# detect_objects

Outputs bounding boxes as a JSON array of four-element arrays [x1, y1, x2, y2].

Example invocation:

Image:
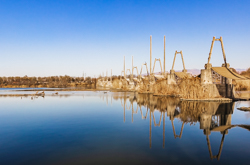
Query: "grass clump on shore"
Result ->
[[153, 77, 218, 99]]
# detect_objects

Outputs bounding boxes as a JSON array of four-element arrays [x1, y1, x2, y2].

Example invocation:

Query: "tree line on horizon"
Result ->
[[0, 67, 249, 88], [0, 75, 95, 88]]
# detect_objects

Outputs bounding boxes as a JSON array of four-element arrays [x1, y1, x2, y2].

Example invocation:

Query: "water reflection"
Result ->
[[107, 92, 250, 160], [0, 91, 249, 164]]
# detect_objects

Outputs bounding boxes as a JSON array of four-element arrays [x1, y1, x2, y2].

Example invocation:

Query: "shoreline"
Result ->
[[0, 87, 249, 102]]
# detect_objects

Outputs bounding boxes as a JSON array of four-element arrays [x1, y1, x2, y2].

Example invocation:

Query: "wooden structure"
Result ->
[[168, 50, 190, 84], [201, 36, 249, 98]]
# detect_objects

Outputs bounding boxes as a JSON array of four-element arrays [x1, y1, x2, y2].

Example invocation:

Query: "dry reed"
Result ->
[[153, 77, 213, 99]]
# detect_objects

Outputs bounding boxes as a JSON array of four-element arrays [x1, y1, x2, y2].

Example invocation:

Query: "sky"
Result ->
[[0, 0, 250, 77]]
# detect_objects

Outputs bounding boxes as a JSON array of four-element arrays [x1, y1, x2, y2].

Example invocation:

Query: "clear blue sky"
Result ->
[[0, 0, 249, 77]]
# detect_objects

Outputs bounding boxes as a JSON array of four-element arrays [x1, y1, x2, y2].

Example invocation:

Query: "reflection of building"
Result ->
[[199, 102, 234, 160], [105, 92, 250, 160], [198, 102, 250, 160]]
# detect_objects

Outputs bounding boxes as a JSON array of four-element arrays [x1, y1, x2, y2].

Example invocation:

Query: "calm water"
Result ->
[[0, 91, 249, 165]]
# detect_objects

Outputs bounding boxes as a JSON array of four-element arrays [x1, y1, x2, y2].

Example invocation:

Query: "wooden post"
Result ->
[[208, 36, 215, 64], [180, 51, 186, 71], [220, 37, 227, 66], [172, 51, 177, 70], [150, 35, 152, 74], [164, 35, 166, 75]]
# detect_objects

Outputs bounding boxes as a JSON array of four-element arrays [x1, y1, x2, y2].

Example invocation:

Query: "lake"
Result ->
[[0, 90, 249, 165]]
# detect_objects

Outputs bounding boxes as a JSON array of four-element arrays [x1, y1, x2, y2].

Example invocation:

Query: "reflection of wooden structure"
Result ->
[[171, 121, 184, 139], [111, 93, 250, 159], [120, 94, 182, 148], [206, 133, 225, 160], [200, 102, 238, 160]]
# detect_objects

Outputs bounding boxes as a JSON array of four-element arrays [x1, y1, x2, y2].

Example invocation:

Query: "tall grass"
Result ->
[[112, 79, 121, 88], [153, 77, 219, 99]]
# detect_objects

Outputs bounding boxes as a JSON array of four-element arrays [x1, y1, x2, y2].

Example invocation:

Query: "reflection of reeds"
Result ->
[[179, 101, 220, 125]]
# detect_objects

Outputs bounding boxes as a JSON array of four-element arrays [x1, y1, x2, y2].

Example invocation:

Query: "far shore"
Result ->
[[0, 87, 249, 102]]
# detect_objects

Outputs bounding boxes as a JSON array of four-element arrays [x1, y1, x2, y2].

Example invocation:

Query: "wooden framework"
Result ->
[[171, 50, 186, 71], [164, 35, 166, 75], [208, 36, 227, 66], [152, 58, 163, 74], [140, 63, 149, 79], [132, 66, 139, 78], [212, 70, 222, 84]]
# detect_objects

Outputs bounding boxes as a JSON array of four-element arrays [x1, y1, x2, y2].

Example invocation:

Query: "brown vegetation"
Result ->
[[240, 68, 250, 78], [153, 77, 215, 99], [112, 78, 121, 89], [0, 75, 96, 88], [233, 67, 250, 91]]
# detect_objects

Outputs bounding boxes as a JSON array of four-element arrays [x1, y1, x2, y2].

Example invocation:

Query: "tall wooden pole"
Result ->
[[220, 36, 227, 66], [164, 36, 166, 75], [150, 35, 152, 74], [208, 36, 215, 64]]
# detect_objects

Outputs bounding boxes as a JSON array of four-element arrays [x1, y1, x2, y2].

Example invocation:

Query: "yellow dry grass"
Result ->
[[153, 77, 213, 99], [137, 79, 149, 92], [112, 79, 121, 88]]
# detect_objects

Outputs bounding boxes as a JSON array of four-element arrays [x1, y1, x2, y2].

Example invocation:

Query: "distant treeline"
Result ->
[[0, 75, 96, 88], [0, 67, 249, 88]]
